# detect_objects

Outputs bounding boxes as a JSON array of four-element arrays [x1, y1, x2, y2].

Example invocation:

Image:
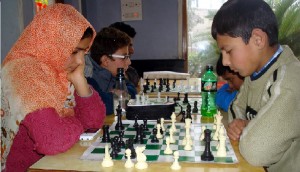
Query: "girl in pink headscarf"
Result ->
[[1, 4, 106, 171]]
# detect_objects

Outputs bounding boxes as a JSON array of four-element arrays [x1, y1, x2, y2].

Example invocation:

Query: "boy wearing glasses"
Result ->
[[86, 27, 135, 115]]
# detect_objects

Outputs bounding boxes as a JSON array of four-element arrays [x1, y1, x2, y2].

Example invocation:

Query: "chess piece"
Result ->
[[201, 129, 214, 161], [102, 144, 114, 167], [151, 128, 159, 143], [136, 94, 141, 104], [184, 134, 192, 151], [143, 119, 149, 131], [180, 111, 186, 123], [171, 112, 177, 132], [164, 137, 173, 154], [135, 146, 148, 169], [172, 80, 177, 89], [183, 93, 189, 104], [134, 124, 144, 144], [118, 131, 126, 148], [171, 151, 181, 170], [115, 105, 124, 130], [124, 149, 134, 168], [175, 92, 180, 101], [169, 128, 175, 143], [102, 125, 111, 143], [200, 125, 206, 141], [160, 118, 165, 132], [192, 101, 198, 113], [185, 103, 192, 120], [156, 124, 163, 139], [133, 115, 139, 128], [216, 135, 227, 157], [126, 138, 136, 159]]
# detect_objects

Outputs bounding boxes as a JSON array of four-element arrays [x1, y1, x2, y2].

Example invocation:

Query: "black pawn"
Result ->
[[192, 101, 198, 113], [183, 93, 189, 104], [133, 115, 139, 128], [175, 92, 180, 101], [115, 105, 124, 130], [151, 128, 159, 143], [201, 129, 214, 161], [127, 138, 136, 159], [134, 124, 144, 144], [173, 80, 177, 89], [102, 125, 111, 143], [151, 85, 154, 92], [186, 103, 192, 120], [143, 119, 149, 131]]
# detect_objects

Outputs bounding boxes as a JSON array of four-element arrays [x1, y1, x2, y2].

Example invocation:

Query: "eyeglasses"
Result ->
[[108, 54, 130, 60]]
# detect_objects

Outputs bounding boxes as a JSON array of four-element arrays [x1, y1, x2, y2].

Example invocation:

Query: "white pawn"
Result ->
[[157, 92, 161, 102], [135, 94, 140, 105], [217, 135, 227, 157], [160, 118, 165, 131], [200, 125, 206, 141], [171, 112, 177, 132], [164, 136, 173, 154], [156, 124, 163, 139], [124, 149, 134, 168], [101, 144, 114, 167], [171, 151, 181, 170], [135, 146, 148, 169], [169, 128, 175, 144]]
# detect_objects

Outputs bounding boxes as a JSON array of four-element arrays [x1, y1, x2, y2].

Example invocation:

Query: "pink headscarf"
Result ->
[[1, 4, 95, 167]]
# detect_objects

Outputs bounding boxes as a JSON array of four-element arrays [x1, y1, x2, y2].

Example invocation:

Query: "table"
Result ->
[[29, 113, 264, 172]]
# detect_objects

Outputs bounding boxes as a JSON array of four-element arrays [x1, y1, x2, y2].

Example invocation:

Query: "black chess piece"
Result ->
[[183, 93, 189, 104], [151, 128, 159, 143], [143, 119, 149, 131], [186, 103, 192, 120], [201, 129, 214, 161], [154, 81, 157, 89], [175, 92, 180, 101], [134, 124, 144, 144], [110, 142, 119, 159], [166, 83, 170, 92], [180, 111, 186, 122], [102, 125, 111, 143], [126, 138, 136, 159], [113, 136, 121, 153], [192, 101, 198, 113], [151, 85, 154, 92], [139, 124, 146, 139], [157, 118, 164, 134], [133, 115, 139, 128], [173, 80, 177, 89], [115, 105, 124, 130], [118, 131, 126, 148], [143, 85, 148, 93]]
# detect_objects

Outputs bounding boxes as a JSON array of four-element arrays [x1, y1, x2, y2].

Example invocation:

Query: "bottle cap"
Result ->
[[206, 64, 213, 71]]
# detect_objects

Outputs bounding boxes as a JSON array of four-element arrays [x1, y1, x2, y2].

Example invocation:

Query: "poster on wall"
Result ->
[[121, 0, 143, 21]]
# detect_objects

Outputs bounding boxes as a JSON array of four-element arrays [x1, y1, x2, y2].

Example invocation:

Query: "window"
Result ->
[[186, 0, 300, 77]]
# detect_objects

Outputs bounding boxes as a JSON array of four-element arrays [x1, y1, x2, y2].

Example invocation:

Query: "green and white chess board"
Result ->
[[80, 120, 238, 164]]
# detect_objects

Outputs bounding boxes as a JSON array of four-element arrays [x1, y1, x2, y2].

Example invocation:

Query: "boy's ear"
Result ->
[[101, 55, 110, 67], [251, 28, 267, 49]]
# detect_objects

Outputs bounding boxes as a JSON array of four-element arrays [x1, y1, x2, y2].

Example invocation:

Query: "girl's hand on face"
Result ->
[[65, 50, 86, 84]]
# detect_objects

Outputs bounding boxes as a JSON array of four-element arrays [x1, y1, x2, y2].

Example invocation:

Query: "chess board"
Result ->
[[80, 120, 238, 164]]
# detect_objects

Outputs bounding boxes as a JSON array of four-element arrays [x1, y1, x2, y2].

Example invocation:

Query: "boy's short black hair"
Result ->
[[109, 22, 136, 38], [211, 0, 278, 46], [90, 27, 130, 65]]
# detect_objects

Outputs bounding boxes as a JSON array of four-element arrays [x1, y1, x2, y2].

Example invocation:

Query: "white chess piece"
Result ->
[[200, 125, 206, 141], [171, 112, 177, 132], [135, 94, 140, 105], [156, 124, 163, 139], [164, 137, 173, 154], [124, 149, 134, 168], [169, 128, 175, 143], [171, 151, 181, 170], [101, 144, 114, 167], [184, 134, 192, 151], [157, 92, 161, 102], [216, 135, 227, 157], [135, 146, 148, 169], [213, 124, 221, 141], [160, 118, 165, 131]]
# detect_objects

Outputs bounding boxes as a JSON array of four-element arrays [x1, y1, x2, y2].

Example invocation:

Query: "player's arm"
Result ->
[[239, 86, 299, 167], [227, 119, 249, 141], [73, 86, 106, 130], [22, 107, 83, 155]]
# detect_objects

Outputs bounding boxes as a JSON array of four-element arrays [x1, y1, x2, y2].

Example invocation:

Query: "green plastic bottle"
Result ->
[[201, 64, 217, 123]]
